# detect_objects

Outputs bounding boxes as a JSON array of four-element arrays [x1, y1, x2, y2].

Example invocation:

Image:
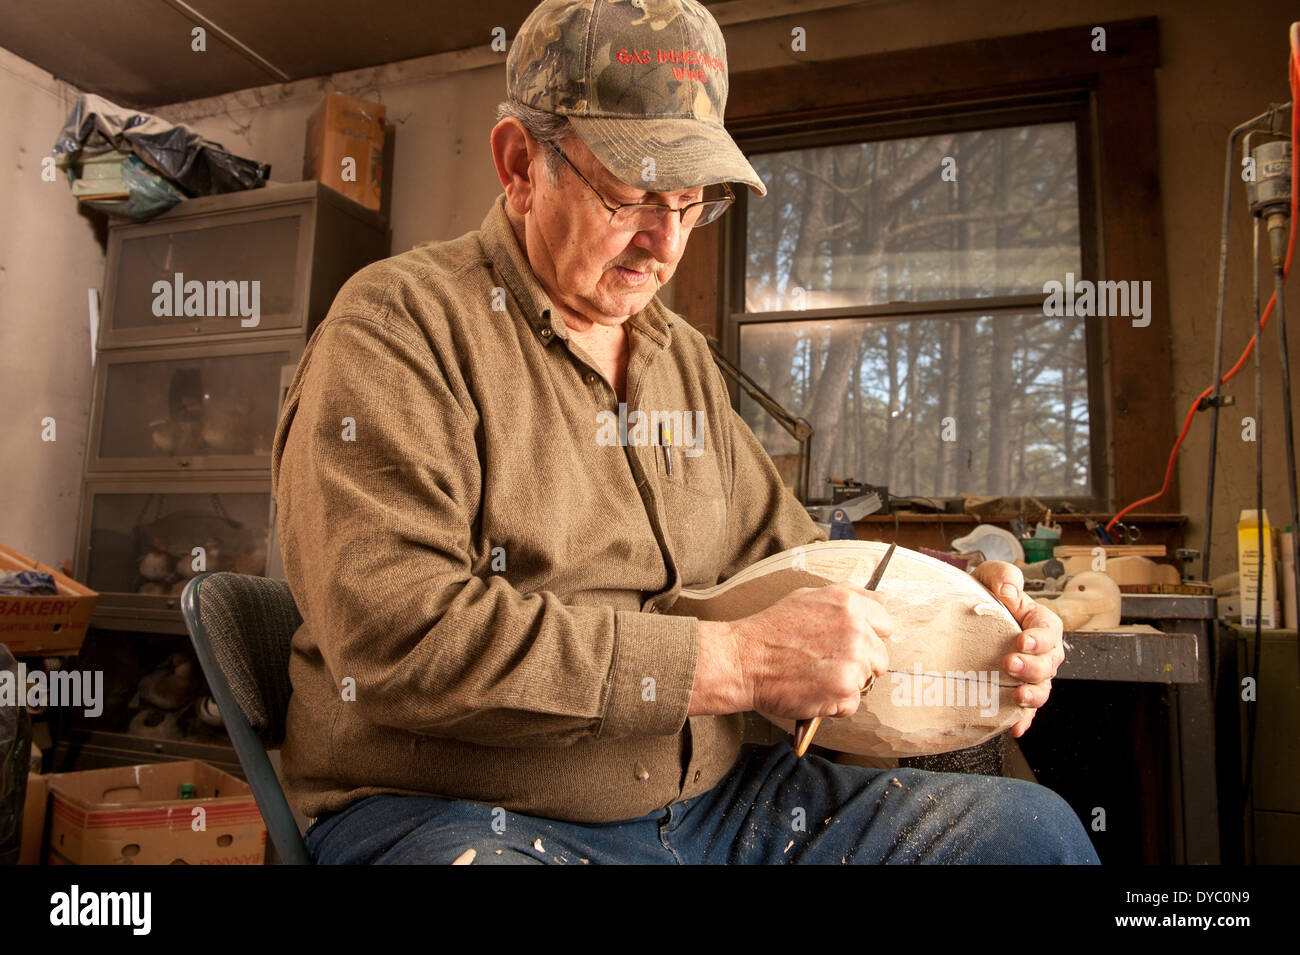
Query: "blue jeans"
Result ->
[[305, 742, 1099, 864]]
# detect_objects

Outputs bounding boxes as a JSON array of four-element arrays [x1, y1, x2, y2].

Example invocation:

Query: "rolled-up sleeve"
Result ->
[[272, 311, 698, 747]]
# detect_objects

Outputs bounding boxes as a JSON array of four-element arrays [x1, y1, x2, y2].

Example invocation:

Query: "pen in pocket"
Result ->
[[660, 420, 674, 477]]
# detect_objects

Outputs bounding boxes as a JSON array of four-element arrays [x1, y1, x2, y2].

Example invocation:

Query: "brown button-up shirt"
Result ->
[[271, 193, 824, 824]]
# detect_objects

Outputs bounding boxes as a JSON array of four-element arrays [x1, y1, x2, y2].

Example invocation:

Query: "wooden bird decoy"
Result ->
[[138, 651, 200, 711], [1033, 571, 1121, 631], [668, 541, 1027, 758]]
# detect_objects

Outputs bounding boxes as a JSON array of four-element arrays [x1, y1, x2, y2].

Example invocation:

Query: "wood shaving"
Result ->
[[784, 840, 794, 854], [533, 838, 545, 853], [451, 848, 476, 865]]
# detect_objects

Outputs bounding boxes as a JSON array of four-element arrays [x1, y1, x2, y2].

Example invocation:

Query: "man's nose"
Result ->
[[635, 209, 686, 261]]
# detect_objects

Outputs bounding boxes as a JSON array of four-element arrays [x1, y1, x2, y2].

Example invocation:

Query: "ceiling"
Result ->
[[0, 0, 733, 109]]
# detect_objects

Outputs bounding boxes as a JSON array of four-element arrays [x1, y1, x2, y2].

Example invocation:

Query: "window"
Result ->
[[728, 107, 1101, 504], [672, 20, 1171, 515]]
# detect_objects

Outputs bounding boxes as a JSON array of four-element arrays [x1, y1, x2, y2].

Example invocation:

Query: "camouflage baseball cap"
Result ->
[[507, 0, 766, 196]]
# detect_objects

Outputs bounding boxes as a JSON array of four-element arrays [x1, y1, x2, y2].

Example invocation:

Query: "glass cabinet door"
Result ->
[[103, 208, 309, 345], [91, 340, 298, 469], [82, 487, 271, 595]]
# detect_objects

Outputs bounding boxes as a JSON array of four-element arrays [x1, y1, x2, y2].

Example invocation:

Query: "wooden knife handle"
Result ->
[[792, 717, 822, 757]]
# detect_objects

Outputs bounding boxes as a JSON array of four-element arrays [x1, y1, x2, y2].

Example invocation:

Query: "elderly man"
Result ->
[[271, 0, 1098, 864]]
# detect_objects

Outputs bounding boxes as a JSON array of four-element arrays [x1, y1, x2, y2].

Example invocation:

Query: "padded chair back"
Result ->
[[180, 572, 311, 864]]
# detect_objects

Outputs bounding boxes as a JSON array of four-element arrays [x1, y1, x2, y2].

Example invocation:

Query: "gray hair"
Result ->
[[495, 100, 575, 184]]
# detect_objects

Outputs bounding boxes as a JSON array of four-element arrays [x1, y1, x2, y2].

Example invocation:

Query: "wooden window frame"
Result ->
[[672, 17, 1175, 514]]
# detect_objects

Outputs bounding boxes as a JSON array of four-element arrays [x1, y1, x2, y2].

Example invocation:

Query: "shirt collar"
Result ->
[[478, 193, 676, 348]]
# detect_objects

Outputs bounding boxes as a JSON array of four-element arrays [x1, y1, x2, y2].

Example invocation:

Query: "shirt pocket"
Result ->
[[652, 424, 728, 586]]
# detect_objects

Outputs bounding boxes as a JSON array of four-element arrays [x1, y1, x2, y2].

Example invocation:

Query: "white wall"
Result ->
[[0, 47, 104, 570]]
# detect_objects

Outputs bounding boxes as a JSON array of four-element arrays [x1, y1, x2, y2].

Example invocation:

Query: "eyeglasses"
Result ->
[[547, 143, 734, 232]]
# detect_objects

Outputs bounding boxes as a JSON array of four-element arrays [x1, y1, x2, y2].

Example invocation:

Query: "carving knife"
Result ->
[[792, 541, 896, 757]]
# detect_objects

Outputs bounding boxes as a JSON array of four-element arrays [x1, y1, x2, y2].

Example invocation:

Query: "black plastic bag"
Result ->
[[53, 92, 270, 201]]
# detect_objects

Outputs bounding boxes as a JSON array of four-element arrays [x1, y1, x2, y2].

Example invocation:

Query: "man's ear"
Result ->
[[491, 118, 536, 216]]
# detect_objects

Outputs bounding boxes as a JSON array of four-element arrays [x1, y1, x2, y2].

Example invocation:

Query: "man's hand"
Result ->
[[972, 560, 1064, 738], [692, 585, 894, 719]]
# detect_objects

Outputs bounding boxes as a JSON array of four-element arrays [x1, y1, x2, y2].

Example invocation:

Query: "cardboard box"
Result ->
[[303, 92, 386, 212], [19, 773, 47, 865], [0, 544, 97, 656], [46, 760, 266, 865]]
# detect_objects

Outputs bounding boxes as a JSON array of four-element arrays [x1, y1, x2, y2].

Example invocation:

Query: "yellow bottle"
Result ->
[[1238, 509, 1276, 628]]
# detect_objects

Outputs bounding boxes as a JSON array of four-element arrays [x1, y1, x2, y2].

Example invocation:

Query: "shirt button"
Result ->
[[693, 770, 701, 783], [540, 327, 552, 339], [584, 372, 597, 384]]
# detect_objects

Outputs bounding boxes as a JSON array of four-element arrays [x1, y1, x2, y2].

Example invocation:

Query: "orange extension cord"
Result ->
[[1106, 23, 1300, 533]]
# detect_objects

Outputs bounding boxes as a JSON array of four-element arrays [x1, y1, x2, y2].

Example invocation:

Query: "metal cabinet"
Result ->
[[77, 182, 389, 633]]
